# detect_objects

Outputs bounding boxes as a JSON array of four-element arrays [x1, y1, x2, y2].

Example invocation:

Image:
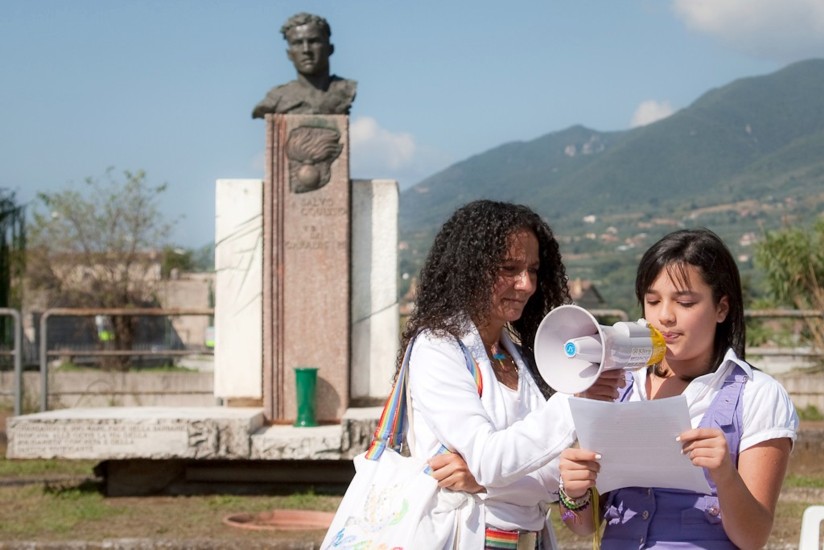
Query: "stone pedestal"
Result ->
[[213, 178, 398, 410], [5, 405, 380, 496], [6, 406, 382, 463], [264, 114, 350, 423], [5, 407, 264, 460]]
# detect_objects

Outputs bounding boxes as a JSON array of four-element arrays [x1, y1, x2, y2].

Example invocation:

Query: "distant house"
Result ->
[[568, 278, 605, 310]]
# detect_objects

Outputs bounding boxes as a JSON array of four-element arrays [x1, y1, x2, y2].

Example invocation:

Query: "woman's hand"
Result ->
[[678, 427, 736, 484], [576, 369, 625, 401], [558, 447, 601, 498], [428, 452, 485, 493]]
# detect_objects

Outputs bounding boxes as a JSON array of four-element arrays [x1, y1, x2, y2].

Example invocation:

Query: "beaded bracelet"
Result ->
[[559, 485, 592, 510], [558, 479, 592, 522]]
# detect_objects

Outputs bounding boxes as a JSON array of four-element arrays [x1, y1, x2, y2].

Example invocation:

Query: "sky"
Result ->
[[2, 0, 823, 248]]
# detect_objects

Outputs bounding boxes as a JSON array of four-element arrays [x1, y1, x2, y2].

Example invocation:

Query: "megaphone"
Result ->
[[534, 305, 666, 394]]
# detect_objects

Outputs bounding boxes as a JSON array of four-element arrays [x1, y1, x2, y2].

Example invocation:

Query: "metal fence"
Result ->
[[0, 308, 23, 415], [4, 306, 822, 416], [35, 307, 214, 412], [745, 309, 824, 358]]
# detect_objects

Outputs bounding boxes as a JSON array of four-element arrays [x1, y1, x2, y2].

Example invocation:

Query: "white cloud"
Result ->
[[630, 100, 676, 128], [351, 116, 416, 171], [673, 0, 824, 61], [350, 116, 453, 188]]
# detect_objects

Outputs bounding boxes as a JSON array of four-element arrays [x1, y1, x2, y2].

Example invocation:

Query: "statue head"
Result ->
[[251, 12, 356, 117], [281, 12, 334, 79]]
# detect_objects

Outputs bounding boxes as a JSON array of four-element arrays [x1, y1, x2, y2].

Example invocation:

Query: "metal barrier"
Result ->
[[746, 309, 824, 359], [18, 306, 824, 413], [0, 308, 23, 416], [39, 307, 214, 412]]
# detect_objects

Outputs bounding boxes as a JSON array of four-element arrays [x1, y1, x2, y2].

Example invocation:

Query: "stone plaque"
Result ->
[[5, 407, 264, 460], [263, 114, 350, 423], [9, 421, 188, 459]]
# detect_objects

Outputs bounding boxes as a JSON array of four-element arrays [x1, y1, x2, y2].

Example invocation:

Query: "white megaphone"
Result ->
[[534, 305, 667, 394]]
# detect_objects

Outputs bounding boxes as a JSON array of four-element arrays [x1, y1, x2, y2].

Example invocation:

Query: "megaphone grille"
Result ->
[[534, 305, 604, 394]]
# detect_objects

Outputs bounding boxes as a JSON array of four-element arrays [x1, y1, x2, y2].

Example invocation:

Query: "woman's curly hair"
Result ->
[[398, 200, 570, 394]]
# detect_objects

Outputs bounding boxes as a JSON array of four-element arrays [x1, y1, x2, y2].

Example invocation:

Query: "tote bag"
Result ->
[[321, 446, 438, 548], [321, 338, 481, 550]]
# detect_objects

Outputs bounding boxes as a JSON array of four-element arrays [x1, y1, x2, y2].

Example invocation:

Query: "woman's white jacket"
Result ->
[[406, 320, 576, 546]]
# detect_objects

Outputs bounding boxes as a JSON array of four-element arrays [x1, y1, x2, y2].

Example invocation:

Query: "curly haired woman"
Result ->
[[402, 200, 622, 549]]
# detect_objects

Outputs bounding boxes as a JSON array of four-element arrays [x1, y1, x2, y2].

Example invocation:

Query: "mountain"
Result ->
[[398, 59, 824, 312]]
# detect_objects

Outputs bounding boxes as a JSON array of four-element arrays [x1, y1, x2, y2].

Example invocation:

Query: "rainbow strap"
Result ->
[[484, 527, 520, 549], [462, 341, 484, 397], [364, 337, 482, 462]]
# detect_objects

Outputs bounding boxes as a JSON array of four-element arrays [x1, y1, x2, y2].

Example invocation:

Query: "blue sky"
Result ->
[[2, 0, 823, 248]]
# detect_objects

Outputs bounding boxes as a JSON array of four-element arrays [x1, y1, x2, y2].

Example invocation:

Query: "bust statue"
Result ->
[[252, 13, 357, 118]]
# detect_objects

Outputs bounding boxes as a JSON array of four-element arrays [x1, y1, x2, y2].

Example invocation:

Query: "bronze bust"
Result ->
[[252, 13, 357, 118]]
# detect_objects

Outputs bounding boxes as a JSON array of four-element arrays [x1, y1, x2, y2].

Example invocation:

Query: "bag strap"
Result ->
[[458, 340, 483, 398], [365, 336, 482, 462]]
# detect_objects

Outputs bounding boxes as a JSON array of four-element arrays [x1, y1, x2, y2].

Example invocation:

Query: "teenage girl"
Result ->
[[557, 228, 798, 549]]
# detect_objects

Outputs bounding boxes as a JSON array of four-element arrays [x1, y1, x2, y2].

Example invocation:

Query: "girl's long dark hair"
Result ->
[[398, 200, 570, 395]]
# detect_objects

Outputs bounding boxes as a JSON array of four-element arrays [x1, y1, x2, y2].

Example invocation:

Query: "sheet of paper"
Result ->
[[568, 395, 712, 495]]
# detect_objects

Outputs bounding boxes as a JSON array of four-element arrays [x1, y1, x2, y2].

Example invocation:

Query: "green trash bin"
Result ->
[[294, 367, 319, 427]]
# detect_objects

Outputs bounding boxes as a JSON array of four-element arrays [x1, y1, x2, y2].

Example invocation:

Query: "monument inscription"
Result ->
[[11, 422, 187, 459]]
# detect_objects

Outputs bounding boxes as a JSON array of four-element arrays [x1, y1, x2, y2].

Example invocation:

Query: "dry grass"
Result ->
[[0, 481, 338, 548]]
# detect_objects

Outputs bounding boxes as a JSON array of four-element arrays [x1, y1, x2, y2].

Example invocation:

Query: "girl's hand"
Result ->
[[428, 452, 485, 493], [678, 427, 736, 484], [559, 447, 601, 498], [577, 369, 625, 401]]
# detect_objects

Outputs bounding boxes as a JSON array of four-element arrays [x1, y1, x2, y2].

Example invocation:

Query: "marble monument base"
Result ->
[[5, 405, 381, 495]]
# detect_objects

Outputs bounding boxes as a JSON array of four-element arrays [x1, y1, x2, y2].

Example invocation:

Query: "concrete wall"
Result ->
[[0, 371, 216, 412], [350, 179, 398, 404], [214, 179, 263, 401], [155, 273, 214, 348], [774, 371, 824, 413]]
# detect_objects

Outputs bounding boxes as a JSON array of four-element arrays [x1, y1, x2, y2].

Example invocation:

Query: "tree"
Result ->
[[27, 169, 175, 369], [0, 190, 26, 358], [160, 246, 194, 279], [754, 218, 824, 352]]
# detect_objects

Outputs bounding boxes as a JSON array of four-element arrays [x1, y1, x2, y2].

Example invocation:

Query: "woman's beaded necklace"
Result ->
[[489, 343, 513, 371], [488, 343, 518, 388]]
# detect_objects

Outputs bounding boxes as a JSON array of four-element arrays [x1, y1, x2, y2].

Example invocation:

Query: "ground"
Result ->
[[1, 409, 822, 549]]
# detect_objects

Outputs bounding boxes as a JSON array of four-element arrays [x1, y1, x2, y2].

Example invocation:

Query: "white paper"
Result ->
[[568, 395, 712, 495]]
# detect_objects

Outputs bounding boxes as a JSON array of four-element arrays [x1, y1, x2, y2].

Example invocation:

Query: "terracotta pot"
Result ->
[[222, 508, 335, 531]]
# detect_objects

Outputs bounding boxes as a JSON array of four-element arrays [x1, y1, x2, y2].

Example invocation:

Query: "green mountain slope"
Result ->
[[398, 59, 824, 311]]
